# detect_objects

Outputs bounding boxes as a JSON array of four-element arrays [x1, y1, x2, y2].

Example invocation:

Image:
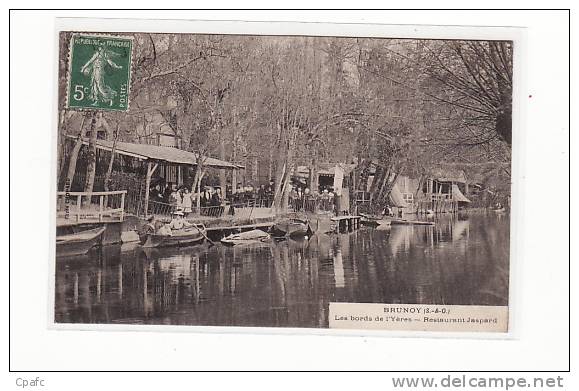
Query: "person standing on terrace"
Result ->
[[182, 187, 193, 216]]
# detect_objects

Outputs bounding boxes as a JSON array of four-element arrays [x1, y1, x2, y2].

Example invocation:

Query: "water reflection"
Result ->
[[55, 214, 509, 328]]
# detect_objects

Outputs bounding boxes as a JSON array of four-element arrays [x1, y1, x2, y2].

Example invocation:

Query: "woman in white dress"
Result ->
[[182, 187, 193, 216]]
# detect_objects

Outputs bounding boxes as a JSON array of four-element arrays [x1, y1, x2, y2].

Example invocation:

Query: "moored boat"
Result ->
[[360, 213, 392, 227], [56, 226, 106, 257], [271, 219, 314, 238], [140, 224, 206, 248], [390, 219, 435, 226], [221, 229, 270, 246], [376, 219, 392, 227], [360, 213, 381, 227]]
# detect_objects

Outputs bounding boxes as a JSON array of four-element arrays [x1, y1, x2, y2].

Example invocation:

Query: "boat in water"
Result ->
[[390, 219, 435, 226], [360, 213, 392, 227], [271, 218, 314, 238], [56, 226, 106, 257], [221, 229, 271, 246], [140, 224, 206, 248]]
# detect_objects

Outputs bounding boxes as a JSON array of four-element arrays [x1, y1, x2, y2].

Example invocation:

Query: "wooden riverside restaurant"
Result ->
[[57, 136, 244, 247], [56, 133, 477, 255]]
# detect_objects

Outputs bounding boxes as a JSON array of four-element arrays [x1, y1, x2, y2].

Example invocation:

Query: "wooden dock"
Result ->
[[56, 190, 127, 227], [330, 215, 362, 233], [56, 190, 127, 245]]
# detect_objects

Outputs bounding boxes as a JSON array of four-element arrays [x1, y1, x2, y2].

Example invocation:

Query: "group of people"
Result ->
[[198, 187, 224, 207], [226, 181, 337, 213], [148, 183, 225, 216], [199, 187, 224, 216], [148, 183, 179, 205], [230, 180, 275, 207], [289, 186, 340, 214], [148, 179, 353, 217]]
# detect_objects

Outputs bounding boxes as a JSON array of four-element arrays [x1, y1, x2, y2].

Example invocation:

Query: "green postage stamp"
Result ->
[[67, 34, 133, 111]]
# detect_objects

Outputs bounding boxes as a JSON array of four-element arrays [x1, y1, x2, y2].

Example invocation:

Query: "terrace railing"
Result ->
[[148, 199, 270, 220]]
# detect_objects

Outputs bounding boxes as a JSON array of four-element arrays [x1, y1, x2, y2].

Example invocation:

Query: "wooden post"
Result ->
[[352, 172, 357, 216], [143, 162, 158, 217], [120, 192, 125, 221], [232, 165, 237, 195], [195, 169, 206, 213], [99, 195, 104, 222], [144, 163, 152, 217], [118, 263, 123, 298], [76, 194, 82, 222]]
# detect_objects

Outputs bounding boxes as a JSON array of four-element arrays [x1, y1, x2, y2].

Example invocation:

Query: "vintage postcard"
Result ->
[[53, 20, 515, 335]]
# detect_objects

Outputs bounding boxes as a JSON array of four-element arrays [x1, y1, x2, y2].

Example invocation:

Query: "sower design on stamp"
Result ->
[[67, 34, 133, 112]]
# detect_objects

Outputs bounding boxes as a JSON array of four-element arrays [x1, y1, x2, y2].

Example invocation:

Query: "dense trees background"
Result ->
[[58, 33, 513, 211]]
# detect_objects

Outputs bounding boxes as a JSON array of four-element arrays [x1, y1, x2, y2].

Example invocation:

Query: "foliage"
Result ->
[[58, 33, 513, 203]]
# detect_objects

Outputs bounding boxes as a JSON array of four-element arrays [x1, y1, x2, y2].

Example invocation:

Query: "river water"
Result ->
[[54, 213, 510, 328]]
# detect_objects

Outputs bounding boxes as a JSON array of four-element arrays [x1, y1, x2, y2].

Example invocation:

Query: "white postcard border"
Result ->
[[46, 16, 527, 340]]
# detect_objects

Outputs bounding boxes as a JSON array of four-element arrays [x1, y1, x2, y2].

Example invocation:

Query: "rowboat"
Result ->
[[121, 230, 140, 243], [56, 226, 106, 257], [360, 214, 392, 227], [140, 224, 206, 248], [360, 214, 381, 227], [271, 219, 314, 238], [221, 229, 270, 246], [390, 219, 435, 226], [376, 219, 392, 227]]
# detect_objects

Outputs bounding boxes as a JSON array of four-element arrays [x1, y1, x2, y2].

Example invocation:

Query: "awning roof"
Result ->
[[452, 184, 471, 203], [67, 136, 244, 170], [389, 183, 408, 208], [430, 168, 467, 183], [295, 163, 356, 177]]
